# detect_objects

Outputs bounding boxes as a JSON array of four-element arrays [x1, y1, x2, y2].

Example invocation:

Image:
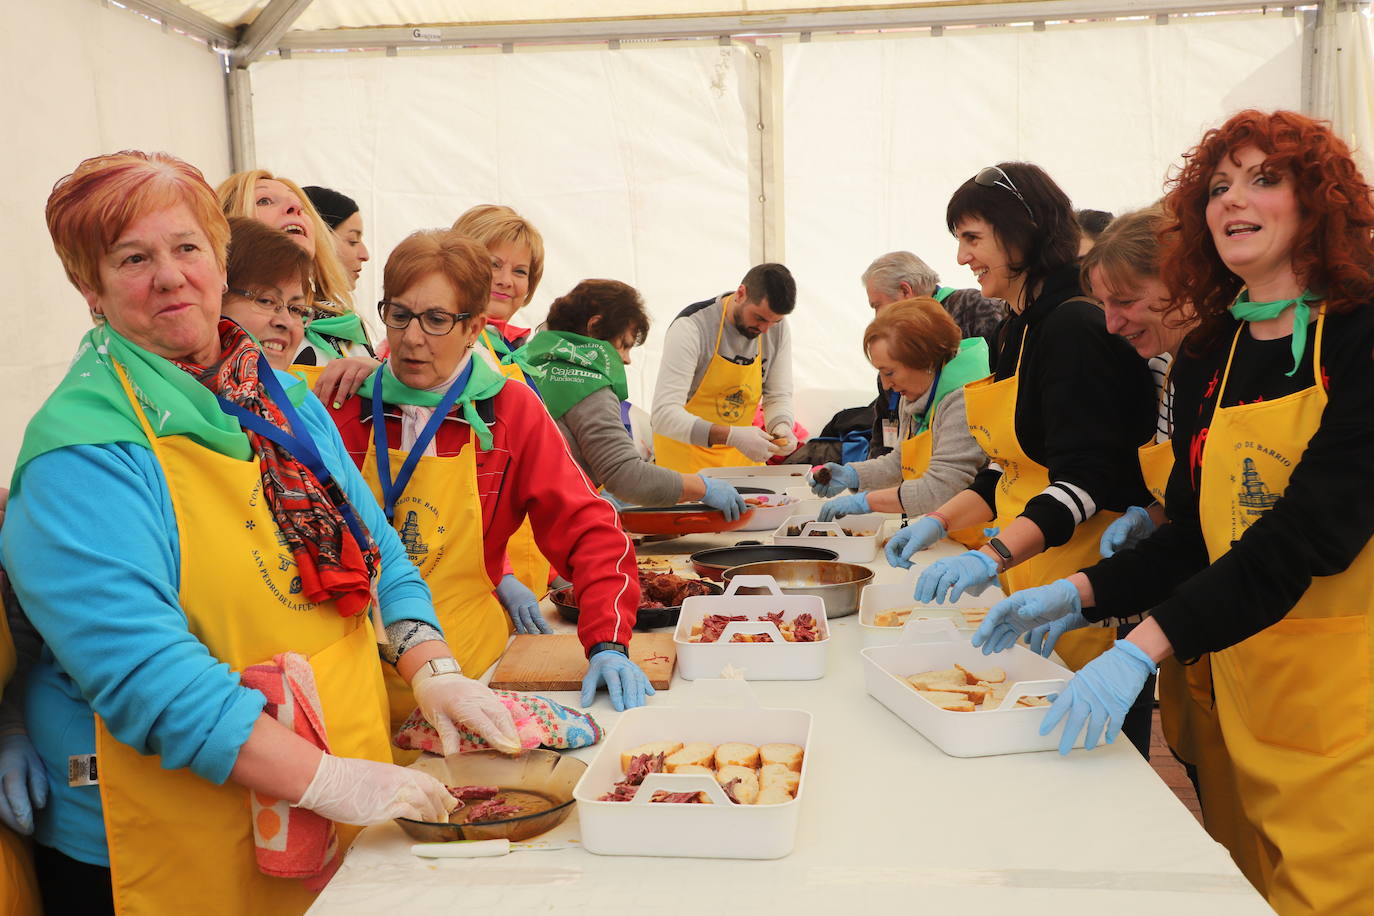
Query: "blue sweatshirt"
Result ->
[[0, 378, 438, 866]]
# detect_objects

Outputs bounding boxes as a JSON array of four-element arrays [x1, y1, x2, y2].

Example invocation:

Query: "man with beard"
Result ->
[[652, 263, 797, 473]]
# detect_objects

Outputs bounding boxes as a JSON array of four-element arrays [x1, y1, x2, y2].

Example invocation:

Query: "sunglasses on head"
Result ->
[[974, 165, 1037, 225]]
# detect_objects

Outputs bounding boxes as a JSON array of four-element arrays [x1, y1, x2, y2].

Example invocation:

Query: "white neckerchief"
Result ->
[[394, 351, 473, 457]]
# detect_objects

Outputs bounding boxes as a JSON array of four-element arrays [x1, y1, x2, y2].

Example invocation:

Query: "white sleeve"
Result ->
[[651, 318, 712, 447], [761, 320, 794, 433]]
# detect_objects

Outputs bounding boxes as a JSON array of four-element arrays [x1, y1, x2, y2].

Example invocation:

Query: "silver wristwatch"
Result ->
[[412, 656, 463, 687]]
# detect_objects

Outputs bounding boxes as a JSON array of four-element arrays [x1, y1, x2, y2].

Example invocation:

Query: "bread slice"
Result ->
[[620, 741, 683, 773], [671, 764, 715, 777], [758, 743, 804, 772], [715, 765, 759, 804], [1016, 695, 1051, 708], [969, 666, 1006, 684], [905, 668, 968, 691], [916, 690, 976, 712], [755, 785, 794, 806], [759, 763, 800, 794], [665, 742, 716, 772], [714, 742, 760, 769], [944, 681, 993, 704]]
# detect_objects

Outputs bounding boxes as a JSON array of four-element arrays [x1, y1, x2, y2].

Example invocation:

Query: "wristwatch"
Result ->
[[588, 641, 629, 658], [986, 537, 1014, 572], [411, 656, 462, 687]]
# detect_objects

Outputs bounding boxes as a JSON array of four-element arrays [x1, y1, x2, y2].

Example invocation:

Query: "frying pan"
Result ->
[[551, 581, 724, 630], [616, 493, 763, 536], [688, 543, 840, 581]]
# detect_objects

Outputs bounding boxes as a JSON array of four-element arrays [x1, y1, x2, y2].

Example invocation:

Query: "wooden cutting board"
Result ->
[[487, 633, 676, 691]]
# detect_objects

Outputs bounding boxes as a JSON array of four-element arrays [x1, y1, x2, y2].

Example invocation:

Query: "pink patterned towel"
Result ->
[[393, 690, 604, 754]]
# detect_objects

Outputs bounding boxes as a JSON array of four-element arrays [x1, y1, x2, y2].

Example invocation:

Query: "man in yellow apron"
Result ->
[[651, 264, 798, 474]]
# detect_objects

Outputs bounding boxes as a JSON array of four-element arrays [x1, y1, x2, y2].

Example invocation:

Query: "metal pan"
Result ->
[[688, 544, 840, 581], [722, 559, 873, 619], [551, 581, 724, 630]]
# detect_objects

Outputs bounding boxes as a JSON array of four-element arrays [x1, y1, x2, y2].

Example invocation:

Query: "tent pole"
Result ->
[[745, 39, 786, 265], [226, 68, 257, 172]]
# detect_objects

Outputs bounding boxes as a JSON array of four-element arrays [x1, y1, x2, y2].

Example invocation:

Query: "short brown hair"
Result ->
[[225, 217, 314, 304], [863, 298, 961, 370], [452, 204, 546, 305], [46, 150, 229, 295], [383, 229, 492, 316], [1080, 203, 1171, 295], [546, 279, 650, 346]]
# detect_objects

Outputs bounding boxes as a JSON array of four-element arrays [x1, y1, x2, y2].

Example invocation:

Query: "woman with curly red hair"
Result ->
[[974, 110, 1374, 914]]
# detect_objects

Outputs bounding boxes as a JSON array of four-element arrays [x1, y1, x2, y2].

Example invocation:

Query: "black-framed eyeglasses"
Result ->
[[229, 287, 316, 325], [377, 300, 471, 336], [974, 165, 1037, 225]]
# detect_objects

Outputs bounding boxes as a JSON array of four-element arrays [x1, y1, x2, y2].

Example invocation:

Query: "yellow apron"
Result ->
[[962, 327, 1118, 671], [899, 425, 985, 550], [362, 432, 509, 732], [1199, 312, 1373, 915], [654, 296, 765, 473], [0, 602, 40, 916], [96, 366, 392, 916], [480, 334, 553, 597]]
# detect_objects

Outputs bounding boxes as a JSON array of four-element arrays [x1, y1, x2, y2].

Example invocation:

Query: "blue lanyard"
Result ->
[[216, 363, 376, 576], [912, 365, 944, 435], [886, 390, 899, 412], [371, 363, 471, 521]]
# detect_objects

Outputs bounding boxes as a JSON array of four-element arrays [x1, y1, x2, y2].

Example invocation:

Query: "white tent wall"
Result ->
[[0, 0, 230, 480]]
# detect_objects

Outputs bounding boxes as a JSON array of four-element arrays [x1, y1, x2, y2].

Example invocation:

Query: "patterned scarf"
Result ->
[[175, 320, 379, 617]]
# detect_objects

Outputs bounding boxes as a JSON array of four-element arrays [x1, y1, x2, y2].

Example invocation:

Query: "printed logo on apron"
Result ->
[[247, 479, 312, 608], [1227, 440, 1292, 541], [392, 494, 449, 573], [715, 384, 754, 422]]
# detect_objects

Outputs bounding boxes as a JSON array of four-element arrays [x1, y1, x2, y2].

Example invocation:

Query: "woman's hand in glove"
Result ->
[[807, 463, 858, 497], [1099, 505, 1156, 558], [580, 649, 654, 712], [1040, 640, 1157, 755], [414, 672, 521, 755], [495, 574, 552, 635], [973, 579, 1081, 655], [818, 491, 870, 522], [699, 476, 746, 521], [914, 550, 999, 604], [884, 516, 946, 569], [294, 753, 457, 825]]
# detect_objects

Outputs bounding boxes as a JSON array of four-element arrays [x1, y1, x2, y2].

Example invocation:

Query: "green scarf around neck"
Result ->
[[358, 356, 507, 450], [303, 311, 369, 359], [1228, 289, 1319, 377], [12, 323, 308, 492], [912, 337, 990, 435], [515, 330, 628, 420]]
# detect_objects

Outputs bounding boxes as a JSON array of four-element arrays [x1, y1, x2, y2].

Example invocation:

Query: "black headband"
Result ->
[[302, 185, 358, 230]]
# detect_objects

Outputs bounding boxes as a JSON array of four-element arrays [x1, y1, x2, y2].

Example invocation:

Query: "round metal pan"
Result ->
[[551, 581, 724, 630], [688, 544, 839, 581], [722, 559, 873, 618]]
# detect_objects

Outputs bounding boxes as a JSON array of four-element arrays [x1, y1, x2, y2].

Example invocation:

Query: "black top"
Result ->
[[968, 264, 1154, 546], [1083, 306, 1374, 661]]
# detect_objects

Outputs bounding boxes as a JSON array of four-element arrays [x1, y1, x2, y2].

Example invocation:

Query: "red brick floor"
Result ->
[[1148, 708, 1202, 823]]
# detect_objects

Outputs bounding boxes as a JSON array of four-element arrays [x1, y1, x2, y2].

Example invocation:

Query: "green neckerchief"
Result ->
[[358, 356, 506, 450], [481, 326, 534, 375], [1228, 289, 1319, 377], [304, 311, 369, 359], [12, 323, 308, 492], [912, 337, 990, 435], [933, 286, 955, 304], [515, 330, 627, 420]]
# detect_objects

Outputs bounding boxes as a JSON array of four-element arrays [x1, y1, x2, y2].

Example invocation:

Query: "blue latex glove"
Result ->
[[1040, 640, 1156, 754], [807, 463, 858, 498], [1026, 609, 1092, 658], [884, 516, 946, 569], [1100, 505, 1156, 558], [600, 491, 628, 510], [698, 475, 746, 522], [818, 491, 870, 522], [914, 550, 999, 604], [0, 732, 48, 835], [973, 579, 1082, 655], [580, 649, 655, 711], [495, 574, 552, 635]]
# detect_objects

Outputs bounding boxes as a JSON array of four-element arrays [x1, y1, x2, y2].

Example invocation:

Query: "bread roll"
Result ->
[[671, 764, 715, 777], [715, 765, 759, 804], [760, 763, 800, 794], [755, 785, 794, 806], [713, 742, 760, 769], [620, 741, 683, 773], [665, 742, 716, 772], [758, 743, 804, 772]]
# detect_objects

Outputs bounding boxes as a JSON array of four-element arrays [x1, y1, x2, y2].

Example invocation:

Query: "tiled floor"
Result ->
[[1147, 708, 1203, 823]]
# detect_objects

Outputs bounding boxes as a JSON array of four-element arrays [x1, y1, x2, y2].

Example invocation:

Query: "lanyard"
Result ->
[[912, 365, 944, 435], [371, 363, 471, 521], [216, 363, 376, 576]]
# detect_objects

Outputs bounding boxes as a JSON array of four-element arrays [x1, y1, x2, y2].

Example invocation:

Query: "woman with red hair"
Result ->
[[976, 110, 1374, 914]]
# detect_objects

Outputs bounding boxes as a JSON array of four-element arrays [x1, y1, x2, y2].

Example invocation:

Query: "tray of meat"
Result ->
[[552, 570, 722, 630], [771, 514, 884, 563], [674, 575, 828, 680], [857, 576, 1005, 648], [572, 703, 813, 859]]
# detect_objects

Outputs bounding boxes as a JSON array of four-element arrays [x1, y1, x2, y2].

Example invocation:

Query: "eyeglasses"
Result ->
[[974, 165, 1037, 225], [229, 288, 315, 324], [377, 300, 471, 336]]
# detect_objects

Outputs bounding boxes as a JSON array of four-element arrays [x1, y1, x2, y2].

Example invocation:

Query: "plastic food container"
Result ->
[[699, 465, 812, 496], [572, 699, 813, 859], [771, 514, 883, 563], [858, 578, 1006, 648], [736, 491, 802, 532], [674, 575, 828, 680]]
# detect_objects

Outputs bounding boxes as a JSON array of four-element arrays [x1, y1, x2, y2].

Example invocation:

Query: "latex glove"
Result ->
[[310, 356, 382, 410], [914, 550, 999, 604], [1040, 640, 1156, 755], [973, 579, 1082, 655], [580, 649, 656, 712], [726, 426, 780, 462], [295, 752, 457, 825], [1027, 609, 1092, 658], [819, 491, 870, 522], [699, 476, 746, 521], [0, 732, 48, 835], [884, 516, 946, 569], [495, 574, 552, 635], [599, 491, 628, 510], [1100, 505, 1156, 558], [768, 423, 798, 456], [807, 463, 858, 497], [414, 672, 522, 755]]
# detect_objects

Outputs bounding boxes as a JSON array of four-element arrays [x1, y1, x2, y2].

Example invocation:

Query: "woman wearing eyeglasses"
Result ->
[[886, 164, 1155, 689], [220, 218, 317, 372], [320, 230, 651, 719]]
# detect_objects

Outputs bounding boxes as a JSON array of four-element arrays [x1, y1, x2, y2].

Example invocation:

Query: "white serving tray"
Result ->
[[858, 575, 1006, 648], [735, 492, 801, 532], [860, 618, 1082, 757], [700, 465, 810, 483], [771, 514, 883, 563], [674, 575, 828, 680], [572, 700, 813, 859]]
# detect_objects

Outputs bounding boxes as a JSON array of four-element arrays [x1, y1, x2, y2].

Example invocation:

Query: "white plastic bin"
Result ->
[[858, 575, 1006, 648], [675, 575, 828, 680], [771, 514, 883, 563]]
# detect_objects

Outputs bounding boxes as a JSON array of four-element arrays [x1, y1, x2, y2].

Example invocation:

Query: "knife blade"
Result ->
[[411, 839, 572, 858]]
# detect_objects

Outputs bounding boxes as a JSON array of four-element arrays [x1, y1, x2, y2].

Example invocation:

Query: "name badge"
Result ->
[[882, 420, 899, 448]]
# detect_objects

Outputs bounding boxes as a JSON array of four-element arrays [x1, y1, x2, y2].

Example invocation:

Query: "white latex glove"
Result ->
[[294, 753, 457, 825], [726, 425, 780, 462], [768, 422, 798, 455], [414, 672, 521, 755]]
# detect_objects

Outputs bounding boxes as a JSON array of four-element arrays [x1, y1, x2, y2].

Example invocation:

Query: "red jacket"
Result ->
[[327, 378, 639, 653]]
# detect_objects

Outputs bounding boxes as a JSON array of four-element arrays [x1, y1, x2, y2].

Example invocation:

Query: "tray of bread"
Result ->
[[674, 575, 828, 681], [857, 578, 1005, 648], [572, 703, 812, 859], [860, 618, 1083, 757], [771, 515, 883, 563]]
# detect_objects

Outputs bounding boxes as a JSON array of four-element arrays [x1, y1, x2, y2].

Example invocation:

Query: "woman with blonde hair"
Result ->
[[452, 204, 545, 365]]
